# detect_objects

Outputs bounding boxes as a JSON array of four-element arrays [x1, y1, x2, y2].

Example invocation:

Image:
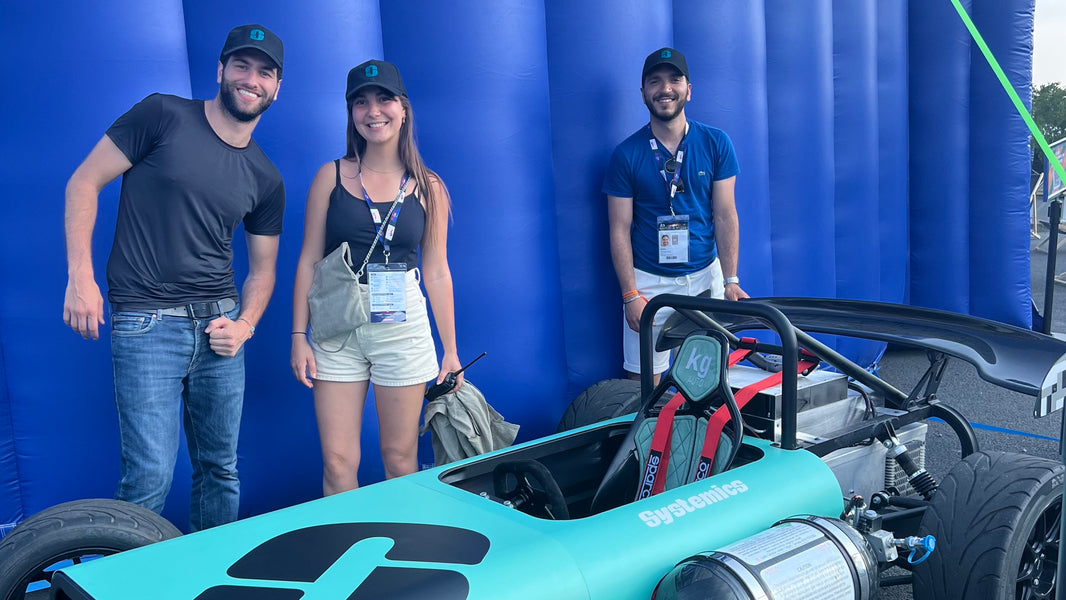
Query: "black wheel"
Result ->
[[912, 451, 1062, 600], [556, 378, 641, 432], [0, 499, 181, 600]]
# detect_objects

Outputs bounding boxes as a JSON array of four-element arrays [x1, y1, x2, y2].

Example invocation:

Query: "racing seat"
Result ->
[[589, 331, 743, 514]]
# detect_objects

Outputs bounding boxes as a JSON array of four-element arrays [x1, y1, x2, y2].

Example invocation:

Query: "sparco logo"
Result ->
[[639, 453, 661, 498], [693, 458, 710, 481]]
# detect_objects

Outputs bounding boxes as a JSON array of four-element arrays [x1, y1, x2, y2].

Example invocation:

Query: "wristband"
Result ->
[[725, 276, 740, 286], [622, 289, 640, 300], [623, 294, 641, 305], [237, 317, 255, 336], [292, 331, 307, 336]]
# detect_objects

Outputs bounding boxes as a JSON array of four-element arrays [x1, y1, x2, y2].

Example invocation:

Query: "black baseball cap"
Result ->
[[642, 47, 689, 84], [346, 60, 407, 102], [220, 24, 283, 72]]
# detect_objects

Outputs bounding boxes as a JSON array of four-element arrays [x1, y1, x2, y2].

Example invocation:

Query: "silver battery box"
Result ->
[[727, 364, 850, 439], [727, 364, 928, 499]]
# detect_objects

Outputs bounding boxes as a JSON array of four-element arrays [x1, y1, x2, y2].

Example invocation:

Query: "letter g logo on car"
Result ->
[[193, 523, 490, 600]]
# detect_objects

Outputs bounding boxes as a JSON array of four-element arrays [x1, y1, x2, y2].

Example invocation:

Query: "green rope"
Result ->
[[949, 0, 1066, 186]]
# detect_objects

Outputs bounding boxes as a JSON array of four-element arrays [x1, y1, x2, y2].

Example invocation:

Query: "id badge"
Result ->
[[657, 214, 690, 264], [367, 262, 408, 323]]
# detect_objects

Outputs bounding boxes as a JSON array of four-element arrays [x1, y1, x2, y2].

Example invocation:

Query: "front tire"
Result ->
[[0, 499, 182, 600], [912, 451, 1062, 600], [556, 379, 641, 432]]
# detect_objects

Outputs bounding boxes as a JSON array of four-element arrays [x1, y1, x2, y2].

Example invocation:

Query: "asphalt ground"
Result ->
[[875, 220, 1066, 599]]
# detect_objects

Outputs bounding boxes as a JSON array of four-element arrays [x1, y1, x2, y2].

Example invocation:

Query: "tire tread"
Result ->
[[556, 379, 641, 432], [0, 499, 181, 600], [913, 452, 1063, 600]]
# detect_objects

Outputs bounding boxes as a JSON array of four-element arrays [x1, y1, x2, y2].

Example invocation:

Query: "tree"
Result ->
[[1032, 82, 1066, 177]]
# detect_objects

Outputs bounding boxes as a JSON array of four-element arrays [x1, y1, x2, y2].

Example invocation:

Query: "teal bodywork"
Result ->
[[53, 425, 842, 600]]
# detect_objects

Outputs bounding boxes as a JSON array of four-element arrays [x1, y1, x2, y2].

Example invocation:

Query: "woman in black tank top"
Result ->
[[290, 59, 463, 495]]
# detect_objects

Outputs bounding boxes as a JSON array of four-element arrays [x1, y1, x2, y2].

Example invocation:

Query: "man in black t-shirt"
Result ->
[[63, 24, 286, 531]]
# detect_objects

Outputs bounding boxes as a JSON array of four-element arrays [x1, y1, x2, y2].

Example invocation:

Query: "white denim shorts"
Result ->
[[623, 259, 724, 375], [311, 269, 440, 386]]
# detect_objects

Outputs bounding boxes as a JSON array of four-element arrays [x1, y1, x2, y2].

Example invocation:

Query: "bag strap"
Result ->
[[352, 194, 403, 278]]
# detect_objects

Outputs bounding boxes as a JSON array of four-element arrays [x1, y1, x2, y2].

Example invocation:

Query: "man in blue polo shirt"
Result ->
[[604, 47, 748, 381]]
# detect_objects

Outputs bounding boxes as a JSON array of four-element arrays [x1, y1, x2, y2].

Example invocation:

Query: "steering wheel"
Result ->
[[492, 459, 570, 520]]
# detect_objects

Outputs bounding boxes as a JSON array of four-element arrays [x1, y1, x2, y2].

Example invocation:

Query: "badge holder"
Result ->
[[368, 262, 408, 323], [657, 214, 690, 264]]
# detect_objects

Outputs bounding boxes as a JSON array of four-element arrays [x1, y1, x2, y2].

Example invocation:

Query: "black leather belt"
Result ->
[[113, 298, 237, 319]]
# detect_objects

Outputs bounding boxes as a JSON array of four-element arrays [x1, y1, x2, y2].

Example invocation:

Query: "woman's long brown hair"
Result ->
[[345, 94, 450, 242]]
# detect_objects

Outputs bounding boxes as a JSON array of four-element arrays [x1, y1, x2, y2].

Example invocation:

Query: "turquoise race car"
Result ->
[[2, 295, 1064, 600]]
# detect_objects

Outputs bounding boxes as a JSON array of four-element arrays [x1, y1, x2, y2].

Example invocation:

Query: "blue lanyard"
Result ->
[[360, 171, 410, 258], [648, 124, 688, 214]]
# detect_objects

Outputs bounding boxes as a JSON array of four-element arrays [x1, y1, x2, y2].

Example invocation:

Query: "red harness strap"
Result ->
[[727, 337, 758, 368], [638, 393, 686, 499], [692, 355, 819, 482]]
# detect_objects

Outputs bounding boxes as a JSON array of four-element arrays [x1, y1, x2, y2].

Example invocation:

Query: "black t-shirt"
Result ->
[[323, 160, 425, 279], [104, 93, 285, 307]]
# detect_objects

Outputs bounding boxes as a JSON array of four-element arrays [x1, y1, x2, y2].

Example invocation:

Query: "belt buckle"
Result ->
[[191, 302, 217, 319]]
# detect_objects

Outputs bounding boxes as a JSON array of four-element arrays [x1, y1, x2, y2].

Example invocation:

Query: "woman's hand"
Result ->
[[437, 352, 464, 393], [290, 334, 317, 388]]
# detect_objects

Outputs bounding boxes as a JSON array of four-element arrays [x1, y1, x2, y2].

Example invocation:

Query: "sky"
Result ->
[[1034, 1, 1066, 86]]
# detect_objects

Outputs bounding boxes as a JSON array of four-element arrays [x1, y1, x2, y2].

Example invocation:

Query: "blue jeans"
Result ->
[[110, 304, 244, 531]]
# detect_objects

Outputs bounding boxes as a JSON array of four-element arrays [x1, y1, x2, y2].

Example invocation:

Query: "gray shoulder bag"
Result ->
[[307, 195, 402, 348]]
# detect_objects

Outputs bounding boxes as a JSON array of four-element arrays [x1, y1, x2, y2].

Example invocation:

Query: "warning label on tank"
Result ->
[[758, 540, 855, 599], [719, 522, 824, 565]]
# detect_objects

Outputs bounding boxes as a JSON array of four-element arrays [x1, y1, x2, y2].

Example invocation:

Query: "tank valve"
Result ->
[[843, 495, 867, 528], [895, 535, 936, 565]]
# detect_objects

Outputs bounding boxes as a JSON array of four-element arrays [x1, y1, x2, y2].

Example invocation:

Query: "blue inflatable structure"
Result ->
[[0, 0, 1034, 531]]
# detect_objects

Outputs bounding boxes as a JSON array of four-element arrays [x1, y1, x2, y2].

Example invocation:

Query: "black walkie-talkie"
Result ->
[[424, 352, 487, 401]]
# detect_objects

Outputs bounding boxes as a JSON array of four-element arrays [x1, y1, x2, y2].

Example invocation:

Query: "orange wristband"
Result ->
[[622, 289, 639, 300]]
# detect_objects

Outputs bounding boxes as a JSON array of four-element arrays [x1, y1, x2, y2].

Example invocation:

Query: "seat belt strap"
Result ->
[[728, 349, 753, 367], [638, 393, 685, 499], [692, 356, 819, 481], [727, 337, 758, 367]]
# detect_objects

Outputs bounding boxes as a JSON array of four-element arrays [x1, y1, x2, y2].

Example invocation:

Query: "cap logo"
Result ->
[[249, 29, 265, 41], [661, 50, 672, 58], [365, 65, 378, 77]]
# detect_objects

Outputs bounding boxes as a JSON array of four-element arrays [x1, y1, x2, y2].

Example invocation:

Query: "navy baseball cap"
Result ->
[[346, 60, 407, 101], [642, 47, 689, 84], [220, 24, 283, 72]]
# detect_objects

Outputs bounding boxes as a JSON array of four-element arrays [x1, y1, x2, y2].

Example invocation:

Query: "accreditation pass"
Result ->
[[367, 262, 407, 323], [657, 214, 690, 264]]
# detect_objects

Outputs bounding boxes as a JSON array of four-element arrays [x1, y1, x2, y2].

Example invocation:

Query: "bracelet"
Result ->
[[724, 276, 740, 286], [292, 331, 307, 336], [237, 317, 255, 335], [622, 289, 640, 300], [623, 294, 642, 305]]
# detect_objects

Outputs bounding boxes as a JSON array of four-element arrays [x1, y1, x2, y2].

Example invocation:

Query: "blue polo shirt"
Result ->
[[603, 120, 739, 277]]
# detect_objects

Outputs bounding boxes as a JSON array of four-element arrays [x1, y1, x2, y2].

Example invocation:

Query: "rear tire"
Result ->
[[0, 499, 182, 600], [556, 379, 641, 432], [912, 451, 1062, 600]]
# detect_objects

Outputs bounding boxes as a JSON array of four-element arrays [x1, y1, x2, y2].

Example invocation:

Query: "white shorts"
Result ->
[[311, 269, 440, 386], [623, 259, 724, 375]]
